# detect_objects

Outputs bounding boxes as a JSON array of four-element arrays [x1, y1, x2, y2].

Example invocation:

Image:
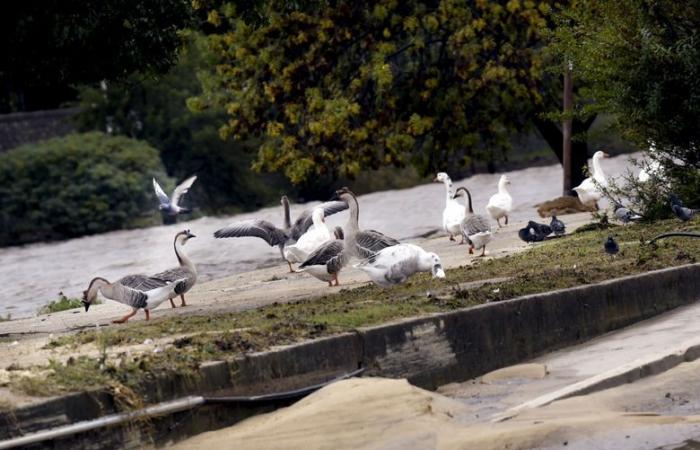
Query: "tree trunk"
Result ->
[[534, 115, 596, 195]]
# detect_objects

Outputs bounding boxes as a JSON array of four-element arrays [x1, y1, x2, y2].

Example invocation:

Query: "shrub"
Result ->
[[38, 292, 97, 315], [0, 131, 171, 245]]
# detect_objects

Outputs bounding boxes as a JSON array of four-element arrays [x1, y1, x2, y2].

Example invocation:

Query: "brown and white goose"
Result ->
[[456, 187, 492, 257], [332, 187, 400, 259], [149, 229, 198, 307], [214, 196, 348, 272], [82, 277, 187, 323]]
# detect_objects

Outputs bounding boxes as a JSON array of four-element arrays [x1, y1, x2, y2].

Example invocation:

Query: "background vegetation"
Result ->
[[0, 132, 170, 245]]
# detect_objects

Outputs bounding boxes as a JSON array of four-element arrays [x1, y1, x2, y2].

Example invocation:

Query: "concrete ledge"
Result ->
[[2, 263, 699, 448], [494, 339, 700, 422]]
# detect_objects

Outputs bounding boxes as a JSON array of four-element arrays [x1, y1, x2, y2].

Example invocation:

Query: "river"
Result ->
[[0, 153, 639, 318]]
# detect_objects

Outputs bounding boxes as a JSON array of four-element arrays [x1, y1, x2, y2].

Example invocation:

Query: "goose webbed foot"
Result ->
[[112, 308, 138, 324], [180, 294, 187, 307], [468, 246, 474, 255], [169, 298, 177, 308], [479, 247, 487, 257], [287, 261, 294, 273], [333, 273, 340, 286]]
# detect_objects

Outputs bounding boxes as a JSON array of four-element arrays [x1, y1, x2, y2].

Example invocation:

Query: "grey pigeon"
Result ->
[[550, 215, 566, 236], [672, 204, 697, 221], [153, 176, 197, 215], [613, 203, 641, 224], [604, 236, 619, 257]]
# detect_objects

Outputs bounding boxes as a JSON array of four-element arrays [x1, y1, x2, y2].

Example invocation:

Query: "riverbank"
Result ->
[[1, 214, 699, 411]]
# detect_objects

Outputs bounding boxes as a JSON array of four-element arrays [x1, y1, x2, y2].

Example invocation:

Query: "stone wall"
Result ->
[[0, 107, 81, 152]]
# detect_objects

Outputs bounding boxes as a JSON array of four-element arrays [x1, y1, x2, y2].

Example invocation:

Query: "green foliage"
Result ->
[[0, 132, 170, 246], [0, 0, 194, 112], [551, 0, 700, 166], [194, 0, 558, 184], [38, 292, 97, 315], [76, 35, 284, 211]]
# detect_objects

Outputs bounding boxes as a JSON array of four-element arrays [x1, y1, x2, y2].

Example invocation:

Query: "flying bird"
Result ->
[[153, 175, 197, 216]]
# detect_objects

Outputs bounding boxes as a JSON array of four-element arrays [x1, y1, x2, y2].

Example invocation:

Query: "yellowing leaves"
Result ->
[[407, 114, 435, 136], [403, 16, 419, 32]]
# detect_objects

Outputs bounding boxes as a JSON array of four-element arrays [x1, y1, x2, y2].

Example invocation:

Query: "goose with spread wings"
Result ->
[[213, 196, 348, 272], [153, 175, 197, 216]]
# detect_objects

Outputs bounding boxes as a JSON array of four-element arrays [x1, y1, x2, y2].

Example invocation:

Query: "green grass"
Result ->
[[11, 218, 700, 400], [38, 292, 99, 315]]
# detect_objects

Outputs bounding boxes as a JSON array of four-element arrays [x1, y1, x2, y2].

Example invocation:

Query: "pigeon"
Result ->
[[518, 222, 548, 243], [672, 204, 697, 222], [153, 176, 197, 216], [528, 220, 552, 237], [604, 236, 619, 257], [613, 203, 642, 224], [550, 215, 566, 236]]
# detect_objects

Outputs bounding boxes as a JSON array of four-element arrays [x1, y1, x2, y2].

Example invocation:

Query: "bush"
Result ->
[[0, 131, 170, 245]]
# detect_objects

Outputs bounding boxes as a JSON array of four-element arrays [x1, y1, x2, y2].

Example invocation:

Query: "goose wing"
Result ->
[[299, 240, 344, 268], [118, 274, 167, 291], [462, 215, 491, 236], [290, 201, 348, 241], [171, 175, 197, 206], [355, 230, 400, 258], [153, 178, 170, 205], [214, 219, 288, 246], [151, 267, 190, 283]]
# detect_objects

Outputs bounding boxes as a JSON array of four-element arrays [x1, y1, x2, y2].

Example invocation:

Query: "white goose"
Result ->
[[82, 277, 187, 323], [434, 172, 465, 242], [284, 207, 332, 264], [573, 151, 609, 209], [639, 142, 663, 183], [486, 175, 512, 227], [354, 243, 445, 287]]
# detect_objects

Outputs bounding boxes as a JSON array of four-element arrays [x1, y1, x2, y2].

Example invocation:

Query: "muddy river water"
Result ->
[[0, 153, 639, 318]]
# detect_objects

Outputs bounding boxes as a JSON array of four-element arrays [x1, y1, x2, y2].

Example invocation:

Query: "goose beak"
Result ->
[[602, 152, 610, 157], [82, 300, 90, 312], [432, 177, 439, 182], [187, 231, 196, 239]]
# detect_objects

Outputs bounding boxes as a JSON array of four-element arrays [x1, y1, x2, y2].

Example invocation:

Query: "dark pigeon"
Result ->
[[550, 215, 566, 236], [604, 236, 619, 257], [518, 223, 547, 243]]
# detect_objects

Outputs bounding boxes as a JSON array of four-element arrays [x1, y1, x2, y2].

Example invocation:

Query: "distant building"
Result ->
[[0, 107, 80, 153]]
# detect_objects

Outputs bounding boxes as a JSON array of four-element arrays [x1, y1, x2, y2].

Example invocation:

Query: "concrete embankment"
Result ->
[[2, 262, 699, 449]]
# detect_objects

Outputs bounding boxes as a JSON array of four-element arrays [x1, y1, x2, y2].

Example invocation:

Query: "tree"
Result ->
[[0, 0, 193, 113], [552, 0, 700, 215], [193, 0, 576, 185], [550, 0, 700, 167], [76, 34, 286, 211], [0, 132, 170, 245]]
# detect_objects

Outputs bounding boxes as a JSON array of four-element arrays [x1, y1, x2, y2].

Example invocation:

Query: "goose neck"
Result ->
[[345, 194, 360, 233], [458, 188, 474, 214], [443, 177, 455, 202], [592, 154, 606, 179], [498, 178, 510, 195], [174, 237, 196, 273], [282, 197, 291, 230]]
